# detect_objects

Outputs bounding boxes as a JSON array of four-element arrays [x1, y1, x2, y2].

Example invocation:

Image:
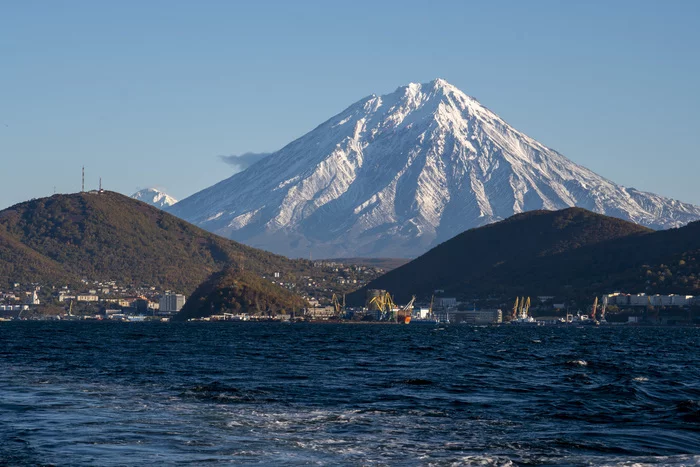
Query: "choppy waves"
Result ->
[[1, 322, 699, 465]]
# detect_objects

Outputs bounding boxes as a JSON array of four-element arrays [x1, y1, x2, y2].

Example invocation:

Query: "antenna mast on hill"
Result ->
[[82, 166, 85, 192], [99, 177, 102, 192]]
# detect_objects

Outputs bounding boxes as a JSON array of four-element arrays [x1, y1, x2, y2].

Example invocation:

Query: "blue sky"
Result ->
[[1, 0, 699, 209]]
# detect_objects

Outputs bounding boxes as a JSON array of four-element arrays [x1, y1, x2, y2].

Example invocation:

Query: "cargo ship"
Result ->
[[396, 308, 411, 324]]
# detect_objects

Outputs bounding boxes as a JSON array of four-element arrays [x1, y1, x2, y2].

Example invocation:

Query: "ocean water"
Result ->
[[1, 322, 699, 466]]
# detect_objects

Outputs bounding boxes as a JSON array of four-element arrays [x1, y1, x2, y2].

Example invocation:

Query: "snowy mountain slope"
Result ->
[[131, 188, 178, 209], [169, 79, 700, 258]]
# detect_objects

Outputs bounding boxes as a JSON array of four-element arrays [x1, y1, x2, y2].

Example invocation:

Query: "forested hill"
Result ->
[[348, 208, 700, 303], [0, 228, 74, 286], [0, 191, 332, 294], [173, 268, 308, 321]]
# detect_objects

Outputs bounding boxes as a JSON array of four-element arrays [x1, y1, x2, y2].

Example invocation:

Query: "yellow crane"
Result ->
[[368, 291, 397, 321], [385, 293, 397, 316], [331, 293, 345, 319], [590, 296, 598, 320], [512, 296, 531, 320], [368, 294, 383, 310], [368, 294, 386, 318]]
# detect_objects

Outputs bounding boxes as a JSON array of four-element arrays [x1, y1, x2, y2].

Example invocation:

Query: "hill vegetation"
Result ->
[[0, 191, 353, 295], [173, 268, 308, 321], [349, 208, 700, 304], [0, 229, 74, 285]]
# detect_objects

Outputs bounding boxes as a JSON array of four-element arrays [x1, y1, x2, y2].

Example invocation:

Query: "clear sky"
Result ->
[[1, 0, 699, 209]]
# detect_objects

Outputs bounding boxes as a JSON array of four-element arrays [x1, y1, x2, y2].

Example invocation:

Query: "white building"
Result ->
[[414, 307, 432, 319], [77, 294, 99, 302], [607, 293, 694, 307], [27, 289, 40, 306], [630, 294, 649, 307], [435, 297, 457, 308], [0, 305, 28, 312], [159, 293, 186, 313], [458, 309, 502, 325], [670, 295, 694, 306], [445, 309, 502, 324], [306, 306, 336, 319]]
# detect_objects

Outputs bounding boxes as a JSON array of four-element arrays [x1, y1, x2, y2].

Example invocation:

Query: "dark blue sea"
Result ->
[[1, 322, 699, 466]]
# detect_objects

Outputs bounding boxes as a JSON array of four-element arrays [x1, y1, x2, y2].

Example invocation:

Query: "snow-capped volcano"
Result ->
[[131, 188, 178, 209], [169, 79, 700, 258]]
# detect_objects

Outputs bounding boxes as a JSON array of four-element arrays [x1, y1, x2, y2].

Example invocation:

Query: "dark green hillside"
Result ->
[[348, 208, 657, 303], [0, 229, 76, 286], [508, 218, 700, 297], [174, 268, 308, 321], [0, 191, 331, 293]]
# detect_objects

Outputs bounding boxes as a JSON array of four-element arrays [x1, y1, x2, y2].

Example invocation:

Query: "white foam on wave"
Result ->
[[456, 455, 515, 466], [598, 454, 700, 466]]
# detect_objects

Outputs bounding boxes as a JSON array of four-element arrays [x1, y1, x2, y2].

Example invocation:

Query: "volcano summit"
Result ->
[[170, 79, 700, 258]]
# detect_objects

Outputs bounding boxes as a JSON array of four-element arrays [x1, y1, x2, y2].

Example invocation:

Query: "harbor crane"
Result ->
[[590, 297, 598, 320], [368, 291, 397, 321], [331, 293, 345, 320], [512, 296, 531, 320]]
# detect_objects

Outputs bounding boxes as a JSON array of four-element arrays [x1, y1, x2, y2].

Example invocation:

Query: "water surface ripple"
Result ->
[[1, 323, 699, 465]]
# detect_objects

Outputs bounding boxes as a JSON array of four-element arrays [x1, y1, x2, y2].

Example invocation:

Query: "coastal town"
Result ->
[[0, 260, 391, 322], [2, 274, 698, 326], [0, 279, 185, 321]]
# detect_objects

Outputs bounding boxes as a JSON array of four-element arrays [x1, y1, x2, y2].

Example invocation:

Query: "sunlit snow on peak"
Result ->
[[169, 80, 700, 258]]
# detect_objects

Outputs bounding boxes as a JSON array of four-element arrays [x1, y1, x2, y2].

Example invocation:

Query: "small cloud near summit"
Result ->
[[219, 152, 273, 172]]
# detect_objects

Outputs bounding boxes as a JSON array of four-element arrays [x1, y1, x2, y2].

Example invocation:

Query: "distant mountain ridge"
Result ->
[[169, 79, 700, 258], [348, 208, 700, 304], [131, 188, 178, 209]]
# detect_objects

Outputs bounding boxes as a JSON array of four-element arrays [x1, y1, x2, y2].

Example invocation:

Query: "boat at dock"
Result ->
[[509, 296, 543, 325]]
